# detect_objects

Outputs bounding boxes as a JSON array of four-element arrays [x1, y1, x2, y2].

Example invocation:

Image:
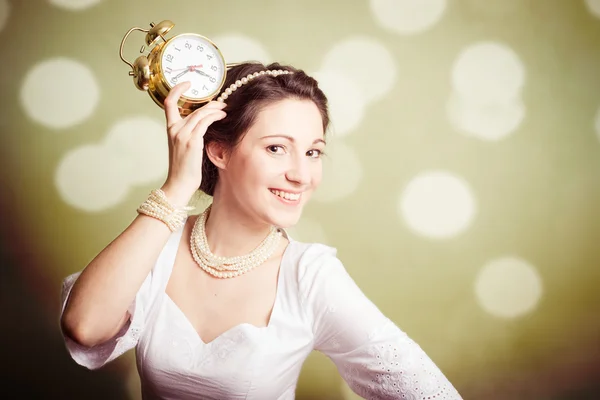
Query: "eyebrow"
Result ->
[[260, 134, 326, 146]]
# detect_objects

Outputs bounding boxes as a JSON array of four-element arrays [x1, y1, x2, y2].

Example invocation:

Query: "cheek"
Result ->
[[311, 163, 323, 187], [241, 153, 276, 184], [236, 149, 263, 171]]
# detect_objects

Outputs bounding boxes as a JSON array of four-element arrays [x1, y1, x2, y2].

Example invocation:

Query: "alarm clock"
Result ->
[[119, 20, 239, 115]]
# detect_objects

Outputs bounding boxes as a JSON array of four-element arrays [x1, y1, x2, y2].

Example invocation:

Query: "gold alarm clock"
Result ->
[[119, 20, 239, 115]]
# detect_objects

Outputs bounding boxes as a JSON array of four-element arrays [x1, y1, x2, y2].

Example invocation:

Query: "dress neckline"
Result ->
[[162, 218, 293, 346]]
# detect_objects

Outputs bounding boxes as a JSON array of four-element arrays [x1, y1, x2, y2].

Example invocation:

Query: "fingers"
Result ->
[[168, 100, 226, 134], [164, 81, 191, 128], [169, 101, 226, 140], [180, 101, 227, 131], [188, 111, 227, 145], [199, 100, 228, 111]]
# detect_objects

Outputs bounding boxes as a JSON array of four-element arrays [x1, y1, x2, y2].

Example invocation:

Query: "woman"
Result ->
[[60, 62, 462, 399]]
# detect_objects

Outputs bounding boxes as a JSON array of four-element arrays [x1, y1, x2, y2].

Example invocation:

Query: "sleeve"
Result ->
[[299, 245, 462, 400], [59, 267, 154, 370]]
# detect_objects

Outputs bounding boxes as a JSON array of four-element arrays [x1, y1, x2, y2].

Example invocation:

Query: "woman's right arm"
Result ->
[[60, 81, 227, 348], [60, 208, 186, 348]]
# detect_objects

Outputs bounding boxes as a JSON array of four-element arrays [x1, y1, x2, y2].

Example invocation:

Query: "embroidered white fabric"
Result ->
[[60, 225, 462, 400]]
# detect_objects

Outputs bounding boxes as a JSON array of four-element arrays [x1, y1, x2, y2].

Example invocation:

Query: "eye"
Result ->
[[266, 145, 285, 154], [307, 149, 323, 159]]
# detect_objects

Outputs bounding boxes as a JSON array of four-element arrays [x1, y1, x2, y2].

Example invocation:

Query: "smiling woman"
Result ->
[[59, 61, 462, 399]]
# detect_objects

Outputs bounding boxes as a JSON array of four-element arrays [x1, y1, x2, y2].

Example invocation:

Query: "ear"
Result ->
[[205, 141, 230, 170]]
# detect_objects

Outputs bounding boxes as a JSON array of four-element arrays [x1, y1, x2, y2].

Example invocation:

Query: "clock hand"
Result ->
[[171, 65, 203, 73], [194, 69, 212, 79], [174, 70, 190, 79]]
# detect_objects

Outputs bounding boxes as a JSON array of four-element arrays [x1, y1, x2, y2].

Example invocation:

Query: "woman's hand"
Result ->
[[160, 81, 227, 206]]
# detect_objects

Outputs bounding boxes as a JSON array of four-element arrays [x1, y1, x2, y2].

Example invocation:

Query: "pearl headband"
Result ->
[[216, 69, 293, 103]]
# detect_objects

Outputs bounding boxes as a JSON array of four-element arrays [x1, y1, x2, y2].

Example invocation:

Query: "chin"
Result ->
[[264, 189, 311, 228], [263, 207, 302, 229]]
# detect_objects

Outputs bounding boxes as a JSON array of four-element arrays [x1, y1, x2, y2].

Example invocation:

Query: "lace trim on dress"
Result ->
[[341, 321, 462, 400]]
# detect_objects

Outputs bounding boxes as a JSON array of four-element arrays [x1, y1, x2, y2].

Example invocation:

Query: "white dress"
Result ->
[[60, 224, 462, 400]]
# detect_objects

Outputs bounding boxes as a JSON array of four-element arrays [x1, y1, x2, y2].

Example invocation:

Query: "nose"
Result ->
[[285, 156, 311, 186]]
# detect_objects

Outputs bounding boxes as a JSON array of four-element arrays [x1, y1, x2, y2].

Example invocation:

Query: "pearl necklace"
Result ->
[[190, 205, 282, 279]]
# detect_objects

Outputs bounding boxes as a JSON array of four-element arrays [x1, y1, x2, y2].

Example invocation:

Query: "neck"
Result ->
[[203, 194, 274, 259]]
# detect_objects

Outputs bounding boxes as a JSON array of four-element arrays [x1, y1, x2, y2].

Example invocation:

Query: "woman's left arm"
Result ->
[[300, 246, 463, 400]]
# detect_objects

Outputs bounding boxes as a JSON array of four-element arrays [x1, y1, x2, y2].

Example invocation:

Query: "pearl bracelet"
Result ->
[[137, 189, 195, 232]]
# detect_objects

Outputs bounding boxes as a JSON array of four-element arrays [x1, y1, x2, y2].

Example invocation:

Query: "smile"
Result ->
[[269, 189, 301, 202]]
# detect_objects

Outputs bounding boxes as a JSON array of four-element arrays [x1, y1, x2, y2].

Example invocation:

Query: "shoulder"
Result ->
[[284, 237, 347, 292], [284, 238, 371, 328]]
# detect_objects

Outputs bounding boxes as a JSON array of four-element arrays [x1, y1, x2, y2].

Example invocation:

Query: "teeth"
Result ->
[[270, 189, 301, 201]]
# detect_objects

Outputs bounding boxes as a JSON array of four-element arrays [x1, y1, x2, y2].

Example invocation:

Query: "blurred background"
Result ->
[[1, 0, 599, 399]]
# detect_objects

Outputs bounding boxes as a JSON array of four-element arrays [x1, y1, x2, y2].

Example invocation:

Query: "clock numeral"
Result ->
[[203, 85, 208, 91], [174, 46, 181, 52], [207, 54, 213, 60], [197, 45, 204, 52], [165, 66, 172, 74], [211, 65, 218, 71], [166, 54, 174, 63], [185, 42, 192, 50], [192, 89, 199, 96], [209, 77, 216, 83]]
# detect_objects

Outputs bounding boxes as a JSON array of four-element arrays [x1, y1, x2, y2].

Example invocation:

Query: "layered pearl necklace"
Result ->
[[190, 205, 282, 279]]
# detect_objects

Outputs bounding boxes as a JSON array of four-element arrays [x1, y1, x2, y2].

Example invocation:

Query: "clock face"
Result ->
[[160, 34, 226, 100]]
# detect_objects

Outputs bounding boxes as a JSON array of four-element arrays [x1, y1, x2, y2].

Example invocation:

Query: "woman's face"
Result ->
[[219, 98, 326, 228]]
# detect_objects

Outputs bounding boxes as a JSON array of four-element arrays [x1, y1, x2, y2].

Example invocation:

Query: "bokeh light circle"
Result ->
[[452, 41, 525, 104], [103, 116, 168, 185], [21, 58, 100, 129], [321, 37, 397, 103], [312, 71, 366, 137], [399, 170, 477, 239], [55, 144, 130, 212], [475, 256, 543, 318], [370, 0, 447, 35], [446, 92, 526, 141], [49, 0, 104, 10]]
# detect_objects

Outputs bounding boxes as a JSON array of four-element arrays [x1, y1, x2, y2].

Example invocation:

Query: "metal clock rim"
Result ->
[[157, 32, 228, 102]]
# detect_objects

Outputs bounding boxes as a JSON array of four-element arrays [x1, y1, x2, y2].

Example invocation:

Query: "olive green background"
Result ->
[[1, 0, 599, 399]]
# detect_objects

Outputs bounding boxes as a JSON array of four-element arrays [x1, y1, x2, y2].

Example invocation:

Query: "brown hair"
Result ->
[[199, 61, 329, 196]]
